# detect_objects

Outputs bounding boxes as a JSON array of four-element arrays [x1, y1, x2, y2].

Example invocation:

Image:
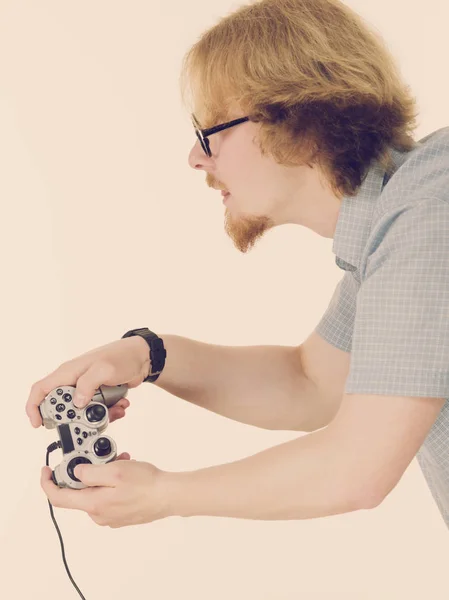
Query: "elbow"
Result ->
[[354, 490, 385, 511], [344, 478, 388, 512], [354, 473, 401, 510]]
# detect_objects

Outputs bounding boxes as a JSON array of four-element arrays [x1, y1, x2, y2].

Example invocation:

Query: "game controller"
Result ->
[[39, 383, 129, 490]]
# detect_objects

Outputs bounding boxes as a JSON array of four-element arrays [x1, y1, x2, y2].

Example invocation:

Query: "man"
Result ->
[[28, 0, 449, 530]]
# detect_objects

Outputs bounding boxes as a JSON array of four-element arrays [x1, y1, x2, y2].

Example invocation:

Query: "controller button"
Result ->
[[67, 410, 76, 419], [74, 427, 81, 434], [82, 431, 88, 439], [50, 397, 57, 405], [67, 456, 92, 482], [56, 403, 66, 412], [77, 438, 83, 445], [86, 404, 106, 423], [55, 414, 62, 420], [94, 437, 112, 457], [56, 389, 64, 395], [63, 393, 72, 402]]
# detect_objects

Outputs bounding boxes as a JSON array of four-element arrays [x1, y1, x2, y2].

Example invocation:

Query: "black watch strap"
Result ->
[[121, 328, 166, 383]]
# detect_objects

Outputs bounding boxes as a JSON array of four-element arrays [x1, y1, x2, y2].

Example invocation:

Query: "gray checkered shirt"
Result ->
[[315, 126, 449, 529]]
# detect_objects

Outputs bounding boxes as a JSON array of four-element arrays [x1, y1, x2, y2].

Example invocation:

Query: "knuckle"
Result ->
[[55, 360, 71, 374], [112, 465, 124, 482], [31, 380, 45, 394]]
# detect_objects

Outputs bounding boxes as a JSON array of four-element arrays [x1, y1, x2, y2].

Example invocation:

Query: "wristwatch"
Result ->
[[121, 327, 167, 383]]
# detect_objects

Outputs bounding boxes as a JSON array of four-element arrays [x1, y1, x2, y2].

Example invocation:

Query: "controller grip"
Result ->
[[95, 383, 129, 408]]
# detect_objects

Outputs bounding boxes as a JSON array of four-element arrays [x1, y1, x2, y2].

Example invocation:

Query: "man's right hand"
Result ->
[[26, 336, 151, 428]]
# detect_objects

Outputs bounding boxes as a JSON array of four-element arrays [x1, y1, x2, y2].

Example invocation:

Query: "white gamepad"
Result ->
[[39, 384, 128, 489]]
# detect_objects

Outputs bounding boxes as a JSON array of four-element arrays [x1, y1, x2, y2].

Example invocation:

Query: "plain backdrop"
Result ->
[[1, 1, 448, 598]]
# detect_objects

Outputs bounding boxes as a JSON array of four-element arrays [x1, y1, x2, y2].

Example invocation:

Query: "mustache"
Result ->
[[206, 174, 221, 190], [206, 174, 228, 192]]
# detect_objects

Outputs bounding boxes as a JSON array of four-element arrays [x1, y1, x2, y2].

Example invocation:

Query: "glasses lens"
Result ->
[[195, 129, 206, 153], [195, 130, 211, 157], [192, 115, 211, 156]]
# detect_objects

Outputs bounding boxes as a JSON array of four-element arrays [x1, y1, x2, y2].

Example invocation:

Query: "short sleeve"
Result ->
[[345, 197, 449, 397], [314, 270, 358, 353]]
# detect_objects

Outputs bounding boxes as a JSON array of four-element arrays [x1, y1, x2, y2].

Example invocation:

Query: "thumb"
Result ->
[[73, 364, 114, 408], [73, 463, 115, 487], [73, 454, 131, 485]]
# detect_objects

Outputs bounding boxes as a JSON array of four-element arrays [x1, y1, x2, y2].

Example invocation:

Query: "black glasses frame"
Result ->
[[192, 113, 250, 157]]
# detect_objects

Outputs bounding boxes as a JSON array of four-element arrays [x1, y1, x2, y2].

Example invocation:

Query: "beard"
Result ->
[[224, 208, 274, 253]]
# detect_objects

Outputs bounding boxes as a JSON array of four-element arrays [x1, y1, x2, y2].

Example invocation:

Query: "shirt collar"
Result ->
[[332, 148, 409, 272]]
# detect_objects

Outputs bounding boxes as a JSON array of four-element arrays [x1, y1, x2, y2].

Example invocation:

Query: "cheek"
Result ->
[[219, 129, 278, 204], [223, 146, 266, 194], [238, 158, 279, 203]]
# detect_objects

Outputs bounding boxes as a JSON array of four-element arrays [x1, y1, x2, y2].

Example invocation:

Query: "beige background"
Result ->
[[1, 1, 448, 598]]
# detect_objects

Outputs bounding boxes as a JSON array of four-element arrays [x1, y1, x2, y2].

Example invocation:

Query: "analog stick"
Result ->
[[94, 437, 112, 457], [67, 456, 92, 482], [85, 404, 106, 423]]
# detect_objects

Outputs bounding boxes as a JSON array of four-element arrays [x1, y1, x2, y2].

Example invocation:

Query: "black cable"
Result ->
[[46, 443, 86, 599]]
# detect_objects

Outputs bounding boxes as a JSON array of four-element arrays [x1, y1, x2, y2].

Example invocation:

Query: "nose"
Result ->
[[188, 139, 214, 171]]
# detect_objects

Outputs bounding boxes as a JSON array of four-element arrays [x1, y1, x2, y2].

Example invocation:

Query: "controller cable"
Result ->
[[46, 441, 87, 599]]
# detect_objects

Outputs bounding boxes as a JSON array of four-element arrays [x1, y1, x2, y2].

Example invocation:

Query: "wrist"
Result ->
[[121, 328, 166, 383], [132, 334, 151, 359], [130, 335, 152, 378], [158, 470, 187, 518]]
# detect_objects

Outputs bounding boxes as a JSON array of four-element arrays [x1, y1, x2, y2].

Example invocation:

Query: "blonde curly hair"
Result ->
[[180, 0, 419, 198]]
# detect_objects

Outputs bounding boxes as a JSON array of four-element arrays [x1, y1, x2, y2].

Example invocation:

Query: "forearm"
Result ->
[[152, 334, 321, 432], [163, 427, 369, 521]]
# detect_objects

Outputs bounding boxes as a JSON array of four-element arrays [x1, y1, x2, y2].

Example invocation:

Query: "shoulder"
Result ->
[[361, 129, 449, 276], [362, 195, 449, 281], [375, 126, 449, 219]]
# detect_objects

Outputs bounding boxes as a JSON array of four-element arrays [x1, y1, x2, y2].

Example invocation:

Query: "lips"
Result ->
[[221, 190, 230, 197]]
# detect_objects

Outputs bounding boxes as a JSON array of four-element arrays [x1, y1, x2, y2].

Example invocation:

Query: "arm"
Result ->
[[147, 333, 344, 433], [161, 392, 445, 520]]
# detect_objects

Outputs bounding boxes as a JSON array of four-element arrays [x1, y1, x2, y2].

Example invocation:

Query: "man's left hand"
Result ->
[[41, 453, 171, 528]]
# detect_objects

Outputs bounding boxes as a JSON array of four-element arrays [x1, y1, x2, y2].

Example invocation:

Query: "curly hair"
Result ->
[[179, 0, 419, 198]]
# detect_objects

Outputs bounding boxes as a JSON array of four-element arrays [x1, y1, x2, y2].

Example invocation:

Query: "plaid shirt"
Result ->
[[315, 126, 449, 528]]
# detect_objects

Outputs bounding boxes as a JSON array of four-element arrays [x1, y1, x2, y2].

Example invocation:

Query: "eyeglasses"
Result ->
[[192, 113, 250, 157]]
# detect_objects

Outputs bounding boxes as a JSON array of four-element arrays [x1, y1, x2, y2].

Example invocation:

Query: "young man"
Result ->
[[30, 0, 449, 530]]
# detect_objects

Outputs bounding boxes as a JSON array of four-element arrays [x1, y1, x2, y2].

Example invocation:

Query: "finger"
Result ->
[[41, 466, 95, 511], [73, 462, 120, 487], [72, 362, 119, 408], [115, 398, 130, 409], [108, 398, 130, 420], [116, 452, 131, 460], [108, 407, 126, 423], [27, 365, 81, 428]]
